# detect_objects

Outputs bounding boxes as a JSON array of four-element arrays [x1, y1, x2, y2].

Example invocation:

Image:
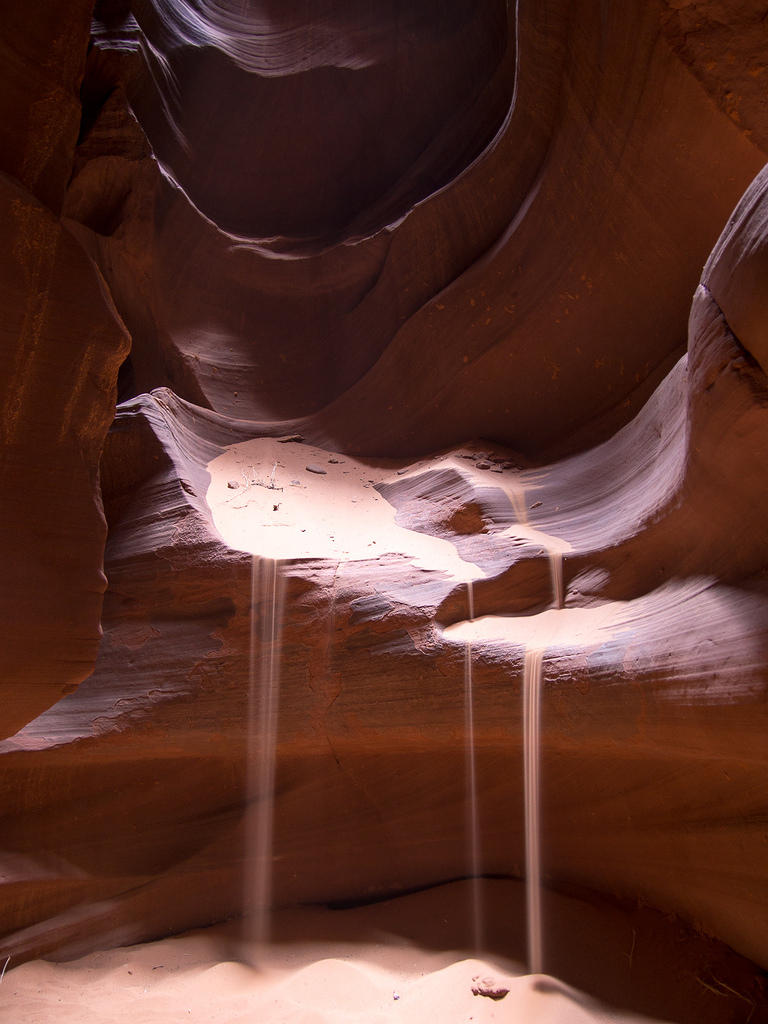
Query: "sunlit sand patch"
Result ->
[[443, 604, 621, 650], [206, 438, 484, 579]]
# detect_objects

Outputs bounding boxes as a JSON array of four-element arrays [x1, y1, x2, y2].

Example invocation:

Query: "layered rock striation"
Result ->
[[68, 0, 766, 450], [1, 1, 768, 1015], [0, 0, 130, 737]]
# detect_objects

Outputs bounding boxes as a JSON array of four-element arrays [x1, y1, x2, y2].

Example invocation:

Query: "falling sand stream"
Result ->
[[207, 442, 577, 974], [501, 477, 568, 972], [464, 580, 483, 952], [460, 541, 565, 972], [524, 547, 564, 973], [245, 555, 286, 954], [206, 438, 486, 960], [8, 443, 728, 1023], [522, 646, 543, 974], [458, 475, 571, 974], [524, 544, 565, 973]]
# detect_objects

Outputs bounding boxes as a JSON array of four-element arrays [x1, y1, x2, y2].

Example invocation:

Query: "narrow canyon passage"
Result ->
[[1, 1, 768, 1022]]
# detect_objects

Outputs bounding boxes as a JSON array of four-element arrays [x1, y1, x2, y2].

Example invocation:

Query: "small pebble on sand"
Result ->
[[471, 975, 510, 1000]]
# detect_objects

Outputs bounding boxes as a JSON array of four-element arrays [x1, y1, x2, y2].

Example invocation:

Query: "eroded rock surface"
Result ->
[[0, 3, 130, 738], [1, 4, 768, 1017], [65, 0, 766, 455], [2, 238, 768, 968]]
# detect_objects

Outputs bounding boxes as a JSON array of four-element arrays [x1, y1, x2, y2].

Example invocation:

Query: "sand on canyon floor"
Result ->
[[4, 929, 656, 1024], [3, 946, 658, 1024], [5, 880, 765, 1024]]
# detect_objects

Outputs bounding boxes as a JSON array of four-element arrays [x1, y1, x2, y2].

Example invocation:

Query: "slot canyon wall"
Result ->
[[1, 0, 768, 987]]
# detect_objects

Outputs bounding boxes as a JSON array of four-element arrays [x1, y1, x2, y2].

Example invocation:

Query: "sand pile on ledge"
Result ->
[[208, 437, 500, 573]]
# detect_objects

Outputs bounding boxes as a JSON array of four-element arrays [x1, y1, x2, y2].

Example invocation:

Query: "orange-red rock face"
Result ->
[[0, 1, 130, 738], [67, 0, 767, 454], [0, 0, 93, 213], [2, 1, 768, 1013]]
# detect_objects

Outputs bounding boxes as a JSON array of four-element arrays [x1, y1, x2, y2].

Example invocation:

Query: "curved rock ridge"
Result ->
[[90, 0, 512, 241], [702, 163, 768, 376], [135, 0, 494, 76], [68, 0, 766, 456]]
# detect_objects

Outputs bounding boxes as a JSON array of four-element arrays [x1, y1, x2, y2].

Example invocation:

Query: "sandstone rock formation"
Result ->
[[66, 0, 767, 454], [2, 1, 768, 1020], [0, 0, 130, 737]]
